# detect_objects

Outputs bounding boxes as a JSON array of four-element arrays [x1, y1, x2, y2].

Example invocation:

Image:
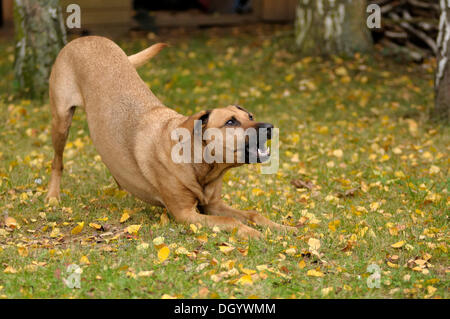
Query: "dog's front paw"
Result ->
[[238, 225, 263, 240], [271, 222, 298, 235], [45, 193, 60, 206]]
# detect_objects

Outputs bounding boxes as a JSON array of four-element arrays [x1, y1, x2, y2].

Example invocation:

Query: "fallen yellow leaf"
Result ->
[[89, 223, 102, 230], [307, 269, 324, 277], [251, 188, 264, 196], [80, 255, 90, 265], [153, 236, 165, 248], [125, 224, 141, 234], [426, 285, 437, 297], [285, 247, 297, 256], [158, 246, 170, 262], [196, 234, 208, 243], [17, 247, 28, 257], [335, 66, 348, 77], [190, 224, 198, 233], [50, 227, 61, 238], [391, 240, 406, 249], [237, 274, 253, 285], [321, 287, 333, 296], [241, 268, 256, 275], [71, 222, 84, 235], [137, 270, 154, 277], [405, 119, 418, 137], [136, 242, 149, 251], [219, 245, 235, 254], [120, 212, 130, 223], [256, 264, 268, 271], [387, 261, 399, 268], [332, 149, 343, 158], [175, 247, 189, 255], [429, 165, 440, 175], [308, 238, 321, 251], [3, 266, 17, 274]]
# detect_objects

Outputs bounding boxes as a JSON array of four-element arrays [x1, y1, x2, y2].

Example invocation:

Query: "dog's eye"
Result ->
[[224, 116, 241, 127], [249, 114, 253, 121], [225, 119, 235, 126]]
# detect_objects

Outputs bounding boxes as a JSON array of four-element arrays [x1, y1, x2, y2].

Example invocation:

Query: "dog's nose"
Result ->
[[257, 123, 274, 139]]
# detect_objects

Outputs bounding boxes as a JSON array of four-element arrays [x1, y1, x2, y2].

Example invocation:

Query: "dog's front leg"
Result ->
[[164, 200, 262, 239], [204, 201, 297, 234]]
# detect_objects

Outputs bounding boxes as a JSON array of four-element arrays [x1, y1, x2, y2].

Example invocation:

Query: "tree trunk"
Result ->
[[433, 0, 450, 122], [295, 0, 372, 56], [13, 0, 66, 99]]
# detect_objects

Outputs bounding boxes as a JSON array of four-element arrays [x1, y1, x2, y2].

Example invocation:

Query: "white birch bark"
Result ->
[[434, 0, 450, 121], [13, 0, 67, 99], [295, 0, 372, 56]]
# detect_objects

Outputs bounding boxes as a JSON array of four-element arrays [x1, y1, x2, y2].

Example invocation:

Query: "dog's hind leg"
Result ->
[[46, 90, 78, 201], [113, 177, 123, 190]]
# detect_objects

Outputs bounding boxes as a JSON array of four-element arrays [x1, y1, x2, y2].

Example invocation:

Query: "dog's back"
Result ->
[[50, 36, 161, 114], [47, 36, 169, 203]]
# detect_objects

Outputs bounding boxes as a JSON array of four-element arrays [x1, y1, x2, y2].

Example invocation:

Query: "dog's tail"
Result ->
[[128, 43, 168, 68]]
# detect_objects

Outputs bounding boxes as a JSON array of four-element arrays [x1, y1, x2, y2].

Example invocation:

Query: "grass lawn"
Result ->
[[0, 25, 448, 299]]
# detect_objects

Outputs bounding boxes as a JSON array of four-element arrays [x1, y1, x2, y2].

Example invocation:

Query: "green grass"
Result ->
[[0, 25, 448, 299]]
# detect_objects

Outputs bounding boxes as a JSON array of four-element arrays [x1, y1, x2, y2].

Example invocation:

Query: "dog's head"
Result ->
[[180, 105, 273, 164]]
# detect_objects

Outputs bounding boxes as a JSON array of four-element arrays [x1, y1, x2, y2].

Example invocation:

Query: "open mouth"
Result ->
[[257, 144, 271, 162], [237, 123, 274, 164], [245, 139, 271, 163]]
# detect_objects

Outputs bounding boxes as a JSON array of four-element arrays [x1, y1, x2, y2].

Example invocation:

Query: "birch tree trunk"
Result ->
[[434, 0, 450, 122], [13, 0, 66, 99], [295, 0, 372, 56]]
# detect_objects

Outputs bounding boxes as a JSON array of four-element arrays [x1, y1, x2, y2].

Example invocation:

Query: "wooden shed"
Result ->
[[1, 0, 297, 37], [59, 0, 133, 36]]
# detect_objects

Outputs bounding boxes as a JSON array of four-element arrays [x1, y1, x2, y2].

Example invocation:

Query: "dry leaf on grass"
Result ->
[[290, 178, 315, 190], [337, 187, 360, 198]]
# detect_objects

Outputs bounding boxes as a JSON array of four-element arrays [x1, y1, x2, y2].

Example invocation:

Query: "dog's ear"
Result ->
[[180, 110, 211, 133]]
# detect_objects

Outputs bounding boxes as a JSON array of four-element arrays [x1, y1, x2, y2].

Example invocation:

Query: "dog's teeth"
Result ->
[[257, 148, 270, 157]]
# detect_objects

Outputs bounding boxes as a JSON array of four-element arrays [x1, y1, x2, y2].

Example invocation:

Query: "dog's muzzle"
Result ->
[[245, 122, 273, 164]]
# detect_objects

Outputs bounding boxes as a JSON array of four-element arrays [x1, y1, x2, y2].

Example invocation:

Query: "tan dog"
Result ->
[[46, 36, 295, 238]]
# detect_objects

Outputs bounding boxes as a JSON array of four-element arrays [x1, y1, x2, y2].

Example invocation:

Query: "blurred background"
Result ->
[[0, 1, 439, 54], [0, 0, 445, 119]]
